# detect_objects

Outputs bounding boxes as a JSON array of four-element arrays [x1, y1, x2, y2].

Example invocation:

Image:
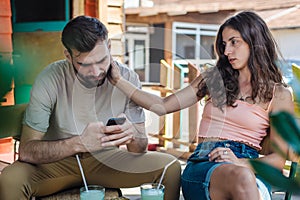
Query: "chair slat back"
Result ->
[[0, 103, 27, 139]]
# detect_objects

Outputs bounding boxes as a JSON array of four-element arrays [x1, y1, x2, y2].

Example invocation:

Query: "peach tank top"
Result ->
[[198, 98, 273, 150]]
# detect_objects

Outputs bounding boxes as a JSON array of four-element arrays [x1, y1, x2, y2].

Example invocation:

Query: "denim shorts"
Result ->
[[181, 140, 271, 200]]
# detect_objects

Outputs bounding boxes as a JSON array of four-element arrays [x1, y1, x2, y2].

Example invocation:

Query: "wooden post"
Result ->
[[98, 0, 108, 24], [85, 0, 99, 18], [188, 62, 200, 148], [158, 90, 167, 147], [72, 0, 85, 17], [164, 21, 172, 66], [172, 63, 184, 148]]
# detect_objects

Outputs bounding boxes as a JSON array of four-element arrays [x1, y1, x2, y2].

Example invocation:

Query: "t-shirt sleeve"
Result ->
[[119, 64, 145, 124], [23, 69, 56, 133]]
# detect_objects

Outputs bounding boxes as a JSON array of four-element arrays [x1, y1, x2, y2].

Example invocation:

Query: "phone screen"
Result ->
[[106, 117, 126, 126]]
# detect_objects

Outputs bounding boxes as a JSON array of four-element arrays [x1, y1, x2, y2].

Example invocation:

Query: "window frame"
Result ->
[[172, 22, 219, 69], [11, 0, 70, 32]]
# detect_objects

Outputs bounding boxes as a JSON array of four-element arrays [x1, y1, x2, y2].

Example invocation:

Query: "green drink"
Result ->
[[140, 183, 164, 200], [80, 185, 105, 200]]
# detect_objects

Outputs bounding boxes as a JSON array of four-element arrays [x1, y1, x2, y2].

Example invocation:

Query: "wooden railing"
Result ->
[[151, 60, 181, 148], [148, 60, 200, 159]]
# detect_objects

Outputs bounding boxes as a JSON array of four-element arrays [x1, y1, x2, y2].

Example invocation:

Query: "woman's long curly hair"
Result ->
[[197, 11, 284, 109]]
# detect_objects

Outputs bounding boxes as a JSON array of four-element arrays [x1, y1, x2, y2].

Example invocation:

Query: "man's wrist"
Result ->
[[71, 135, 86, 153]]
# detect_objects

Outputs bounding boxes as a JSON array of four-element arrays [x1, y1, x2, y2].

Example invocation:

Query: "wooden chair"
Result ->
[[259, 132, 298, 200], [0, 103, 27, 162], [292, 63, 300, 117]]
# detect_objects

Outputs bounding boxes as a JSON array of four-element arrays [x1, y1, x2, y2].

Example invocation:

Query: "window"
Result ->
[[175, 34, 196, 59], [11, 0, 70, 32], [172, 22, 218, 72], [125, 25, 150, 82], [124, 0, 154, 8]]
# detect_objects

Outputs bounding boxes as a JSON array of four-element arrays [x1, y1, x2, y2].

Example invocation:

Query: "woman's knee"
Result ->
[[214, 165, 256, 184], [211, 165, 258, 199], [222, 166, 258, 198], [230, 166, 257, 186]]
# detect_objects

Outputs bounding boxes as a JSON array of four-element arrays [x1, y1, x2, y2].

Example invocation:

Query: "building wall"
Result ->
[[13, 32, 65, 87], [12, 0, 125, 89], [0, 0, 12, 63], [0, 0, 12, 57], [105, 0, 125, 61], [0, 0, 13, 105], [272, 28, 300, 61]]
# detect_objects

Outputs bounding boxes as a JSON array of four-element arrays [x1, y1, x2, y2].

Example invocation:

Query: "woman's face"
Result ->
[[222, 27, 250, 71]]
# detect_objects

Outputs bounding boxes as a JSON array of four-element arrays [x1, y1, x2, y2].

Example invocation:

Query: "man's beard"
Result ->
[[73, 66, 106, 88]]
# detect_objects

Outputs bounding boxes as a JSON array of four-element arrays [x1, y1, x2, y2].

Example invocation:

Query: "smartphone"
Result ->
[[106, 117, 126, 126]]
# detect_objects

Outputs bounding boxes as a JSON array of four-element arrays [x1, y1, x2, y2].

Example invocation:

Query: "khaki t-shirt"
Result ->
[[24, 60, 145, 140]]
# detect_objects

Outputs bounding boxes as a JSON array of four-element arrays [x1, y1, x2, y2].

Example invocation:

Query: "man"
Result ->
[[0, 16, 181, 200]]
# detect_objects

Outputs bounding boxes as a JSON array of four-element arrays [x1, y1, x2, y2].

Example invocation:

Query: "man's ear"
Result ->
[[64, 49, 72, 63]]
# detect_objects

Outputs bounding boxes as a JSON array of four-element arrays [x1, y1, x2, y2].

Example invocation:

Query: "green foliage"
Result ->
[[270, 111, 300, 155], [250, 109, 300, 194], [251, 160, 299, 192], [250, 71, 300, 195]]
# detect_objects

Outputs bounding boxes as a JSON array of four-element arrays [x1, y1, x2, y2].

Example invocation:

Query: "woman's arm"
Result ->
[[115, 77, 201, 115], [109, 59, 203, 116], [258, 85, 295, 169]]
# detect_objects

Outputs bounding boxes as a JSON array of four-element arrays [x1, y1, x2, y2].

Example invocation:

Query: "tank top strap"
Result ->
[[266, 83, 278, 111]]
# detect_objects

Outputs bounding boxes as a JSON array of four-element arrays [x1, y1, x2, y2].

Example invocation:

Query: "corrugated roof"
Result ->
[[257, 5, 300, 29]]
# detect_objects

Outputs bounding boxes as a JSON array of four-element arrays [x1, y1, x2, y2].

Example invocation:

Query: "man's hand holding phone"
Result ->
[[101, 115, 135, 147]]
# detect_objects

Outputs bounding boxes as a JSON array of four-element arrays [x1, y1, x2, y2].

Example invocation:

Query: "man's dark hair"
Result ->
[[61, 16, 108, 55]]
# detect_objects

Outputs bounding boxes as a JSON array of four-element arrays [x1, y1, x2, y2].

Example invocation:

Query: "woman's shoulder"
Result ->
[[274, 84, 293, 99], [271, 83, 294, 112]]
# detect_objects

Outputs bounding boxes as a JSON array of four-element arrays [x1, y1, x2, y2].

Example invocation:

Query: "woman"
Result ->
[[108, 11, 294, 199]]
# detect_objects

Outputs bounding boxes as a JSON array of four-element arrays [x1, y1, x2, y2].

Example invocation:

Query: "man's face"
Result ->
[[69, 41, 111, 88]]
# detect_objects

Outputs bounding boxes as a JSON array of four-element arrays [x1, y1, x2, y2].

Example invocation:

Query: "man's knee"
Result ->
[[0, 161, 34, 187], [163, 159, 181, 189], [168, 160, 181, 176]]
